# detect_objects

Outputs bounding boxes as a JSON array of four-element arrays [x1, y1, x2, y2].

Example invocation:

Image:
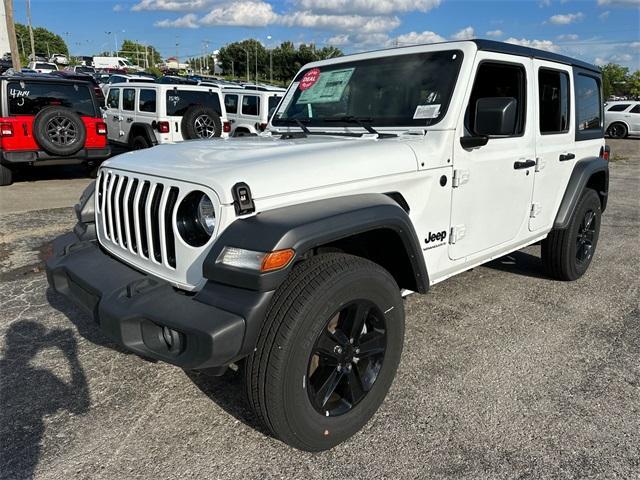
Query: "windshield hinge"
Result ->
[[530, 203, 542, 218], [452, 169, 470, 188], [535, 157, 545, 172], [450, 225, 466, 244]]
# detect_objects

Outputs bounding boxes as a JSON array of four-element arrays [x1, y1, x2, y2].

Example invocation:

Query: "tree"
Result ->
[[601, 63, 630, 98], [628, 70, 640, 99], [119, 39, 162, 69], [14, 23, 67, 59]]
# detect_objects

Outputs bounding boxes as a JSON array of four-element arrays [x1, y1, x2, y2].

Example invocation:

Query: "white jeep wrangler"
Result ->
[[104, 83, 231, 150], [47, 40, 609, 452]]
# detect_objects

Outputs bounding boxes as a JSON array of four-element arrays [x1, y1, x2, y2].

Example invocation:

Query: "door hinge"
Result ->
[[450, 225, 466, 244], [535, 157, 545, 172], [530, 203, 541, 218], [452, 169, 470, 188]]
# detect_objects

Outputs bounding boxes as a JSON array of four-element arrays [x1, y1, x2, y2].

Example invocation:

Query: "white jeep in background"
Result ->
[[104, 83, 230, 149], [223, 88, 284, 136], [48, 40, 609, 452]]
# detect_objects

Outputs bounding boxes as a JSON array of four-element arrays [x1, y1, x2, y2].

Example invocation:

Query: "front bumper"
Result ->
[[46, 232, 272, 370]]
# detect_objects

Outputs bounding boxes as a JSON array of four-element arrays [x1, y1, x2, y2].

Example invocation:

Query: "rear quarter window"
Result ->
[[165, 90, 222, 116], [574, 72, 603, 140], [7, 81, 96, 117]]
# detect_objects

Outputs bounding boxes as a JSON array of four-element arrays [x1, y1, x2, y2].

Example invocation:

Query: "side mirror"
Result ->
[[474, 97, 518, 136], [460, 135, 489, 149]]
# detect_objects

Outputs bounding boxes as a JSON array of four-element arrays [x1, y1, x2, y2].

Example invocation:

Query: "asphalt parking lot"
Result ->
[[0, 139, 638, 480]]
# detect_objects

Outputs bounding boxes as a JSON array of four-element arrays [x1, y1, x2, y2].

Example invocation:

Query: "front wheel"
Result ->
[[542, 188, 602, 280], [607, 122, 628, 139], [244, 253, 404, 451]]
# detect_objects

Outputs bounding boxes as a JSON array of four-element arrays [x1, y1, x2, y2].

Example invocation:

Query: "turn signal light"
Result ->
[[96, 122, 107, 135], [157, 121, 170, 133], [600, 145, 610, 161], [223, 121, 231, 133], [261, 249, 295, 272], [258, 123, 268, 131], [0, 123, 13, 137]]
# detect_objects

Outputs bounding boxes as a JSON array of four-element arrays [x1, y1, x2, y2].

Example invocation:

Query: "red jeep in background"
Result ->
[[0, 74, 110, 186]]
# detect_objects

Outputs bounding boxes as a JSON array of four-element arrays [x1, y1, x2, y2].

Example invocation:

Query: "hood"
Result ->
[[102, 135, 419, 204]]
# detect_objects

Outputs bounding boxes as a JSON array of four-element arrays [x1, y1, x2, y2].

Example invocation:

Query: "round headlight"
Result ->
[[197, 195, 216, 236], [177, 191, 216, 247]]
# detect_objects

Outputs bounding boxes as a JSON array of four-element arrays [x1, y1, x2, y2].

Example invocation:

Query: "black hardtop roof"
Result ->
[[2, 73, 93, 84], [472, 39, 600, 74]]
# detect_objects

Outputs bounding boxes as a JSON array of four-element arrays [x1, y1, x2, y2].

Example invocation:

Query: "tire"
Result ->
[[0, 164, 13, 186], [244, 253, 404, 451], [130, 135, 150, 150], [607, 122, 628, 139], [180, 106, 222, 140], [33, 107, 86, 156], [541, 188, 602, 281]]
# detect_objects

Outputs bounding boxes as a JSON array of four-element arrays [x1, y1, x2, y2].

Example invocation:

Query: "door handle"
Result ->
[[112, 115, 119, 121], [514, 159, 536, 169], [559, 153, 575, 161], [126, 117, 133, 123]]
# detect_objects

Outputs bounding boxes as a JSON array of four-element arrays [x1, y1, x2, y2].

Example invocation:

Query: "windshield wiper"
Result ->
[[324, 116, 397, 138], [277, 118, 310, 134]]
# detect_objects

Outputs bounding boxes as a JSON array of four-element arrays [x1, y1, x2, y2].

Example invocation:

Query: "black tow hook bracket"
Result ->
[[232, 182, 255, 215], [123, 278, 161, 299]]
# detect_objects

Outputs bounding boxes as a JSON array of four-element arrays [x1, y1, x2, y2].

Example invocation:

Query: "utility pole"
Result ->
[[4, 0, 21, 69], [25, 0, 35, 61], [254, 42, 258, 84], [241, 48, 249, 83]]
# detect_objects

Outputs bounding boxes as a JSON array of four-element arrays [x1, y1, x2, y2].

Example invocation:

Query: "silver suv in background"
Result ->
[[604, 101, 640, 138]]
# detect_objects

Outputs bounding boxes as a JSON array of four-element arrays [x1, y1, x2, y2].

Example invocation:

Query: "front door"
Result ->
[[120, 87, 137, 143], [449, 53, 536, 260], [104, 87, 123, 142]]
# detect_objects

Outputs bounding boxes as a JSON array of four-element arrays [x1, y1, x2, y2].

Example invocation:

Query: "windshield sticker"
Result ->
[[299, 68, 321, 91], [297, 68, 355, 105], [275, 82, 299, 117], [9, 88, 30, 99], [413, 104, 441, 119]]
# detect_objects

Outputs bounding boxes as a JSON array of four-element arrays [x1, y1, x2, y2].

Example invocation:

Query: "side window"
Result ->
[[630, 104, 640, 114], [539, 68, 570, 134], [607, 104, 630, 112], [139, 89, 156, 112], [575, 74, 602, 134], [106, 88, 120, 109], [466, 62, 526, 137], [242, 95, 260, 116], [122, 88, 136, 111], [225, 94, 238, 114]]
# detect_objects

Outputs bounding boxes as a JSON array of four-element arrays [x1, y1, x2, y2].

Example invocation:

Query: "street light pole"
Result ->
[[241, 48, 249, 83], [254, 42, 258, 84], [267, 35, 273, 84], [26, 0, 36, 61]]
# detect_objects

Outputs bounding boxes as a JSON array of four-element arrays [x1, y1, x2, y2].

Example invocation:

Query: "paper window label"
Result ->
[[413, 104, 441, 119]]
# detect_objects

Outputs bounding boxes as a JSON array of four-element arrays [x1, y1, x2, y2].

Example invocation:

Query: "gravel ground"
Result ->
[[0, 139, 638, 480]]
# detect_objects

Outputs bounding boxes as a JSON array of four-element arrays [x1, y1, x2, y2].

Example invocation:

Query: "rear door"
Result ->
[[240, 94, 260, 132], [121, 87, 137, 143], [449, 53, 536, 260], [224, 93, 239, 132], [136, 87, 159, 142], [529, 61, 575, 231]]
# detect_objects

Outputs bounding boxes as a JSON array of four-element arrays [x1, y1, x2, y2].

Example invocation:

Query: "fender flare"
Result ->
[[554, 157, 609, 229], [203, 193, 429, 292], [128, 123, 158, 146]]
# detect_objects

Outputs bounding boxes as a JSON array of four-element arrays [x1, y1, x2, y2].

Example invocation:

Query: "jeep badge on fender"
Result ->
[[46, 39, 609, 452]]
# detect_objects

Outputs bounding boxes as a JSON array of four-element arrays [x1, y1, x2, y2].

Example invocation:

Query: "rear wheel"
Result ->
[[0, 164, 13, 186], [607, 122, 628, 139], [131, 135, 150, 150], [244, 253, 404, 451], [542, 188, 602, 280]]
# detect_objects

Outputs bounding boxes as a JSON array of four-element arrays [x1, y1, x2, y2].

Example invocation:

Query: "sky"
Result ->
[[14, 0, 640, 69]]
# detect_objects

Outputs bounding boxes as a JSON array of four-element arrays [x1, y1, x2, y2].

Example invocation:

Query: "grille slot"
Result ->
[[98, 172, 179, 270]]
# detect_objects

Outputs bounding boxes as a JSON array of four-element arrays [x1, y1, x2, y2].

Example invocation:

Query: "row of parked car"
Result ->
[[0, 69, 285, 185]]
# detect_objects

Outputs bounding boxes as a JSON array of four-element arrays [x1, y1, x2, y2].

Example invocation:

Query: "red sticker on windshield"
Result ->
[[299, 68, 320, 91]]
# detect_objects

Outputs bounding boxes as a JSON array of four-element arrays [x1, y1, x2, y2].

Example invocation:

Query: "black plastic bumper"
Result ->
[[46, 232, 273, 370], [1, 147, 111, 164]]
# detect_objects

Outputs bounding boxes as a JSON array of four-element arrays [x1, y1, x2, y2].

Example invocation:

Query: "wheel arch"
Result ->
[[554, 156, 609, 229], [127, 123, 158, 146], [606, 120, 629, 136], [203, 193, 429, 293]]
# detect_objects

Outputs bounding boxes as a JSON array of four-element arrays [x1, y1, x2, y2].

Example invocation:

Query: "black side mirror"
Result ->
[[474, 97, 518, 136], [460, 135, 489, 149]]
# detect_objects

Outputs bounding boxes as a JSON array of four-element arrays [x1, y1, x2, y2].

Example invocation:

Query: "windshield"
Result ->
[[272, 50, 463, 129]]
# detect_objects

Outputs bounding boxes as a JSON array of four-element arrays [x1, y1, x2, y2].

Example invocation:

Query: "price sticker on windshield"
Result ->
[[413, 104, 441, 119], [299, 68, 321, 91]]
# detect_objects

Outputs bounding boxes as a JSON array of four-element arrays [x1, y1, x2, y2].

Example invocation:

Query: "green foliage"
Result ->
[[119, 40, 162, 68], [601, 63, 640, 99], [628, 70, 640, 99], [217, 39, 343, 83], [15, 23, 68, 59], [145, 66, 163, 78]]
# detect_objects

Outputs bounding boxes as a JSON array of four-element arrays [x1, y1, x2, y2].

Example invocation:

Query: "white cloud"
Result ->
[[113, 4, 124, 12], [594, 53, 633, 65], [557, 33, 579, 40], [132, 0, 210, 11], [395, 30, 445, 45], [281, 11, 400, 33], [155, 12, 199, 28], [597, 0, 639, 6], [539, 0, 551, 6], [295, 0, 441, 15], [548, 12, 584, 24], [200, 0, 278, 27], [451, 26, 474, 41], [486, 29, 503, 37], [598, 10, 611, 19], [505, 37, 560, 53]]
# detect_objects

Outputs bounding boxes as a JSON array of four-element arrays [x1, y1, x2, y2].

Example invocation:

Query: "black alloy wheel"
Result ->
[[576, 209, 596, 265], [607, 123, 627, 139], [46, 115, 78, 147], [308, 300, 387, 416]]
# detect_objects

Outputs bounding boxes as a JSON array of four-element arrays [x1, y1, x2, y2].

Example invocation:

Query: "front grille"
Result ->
[[97, 171, 179, 269]]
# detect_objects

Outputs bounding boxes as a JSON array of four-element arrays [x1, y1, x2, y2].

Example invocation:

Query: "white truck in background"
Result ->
[[93, 56, 143, 72]]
